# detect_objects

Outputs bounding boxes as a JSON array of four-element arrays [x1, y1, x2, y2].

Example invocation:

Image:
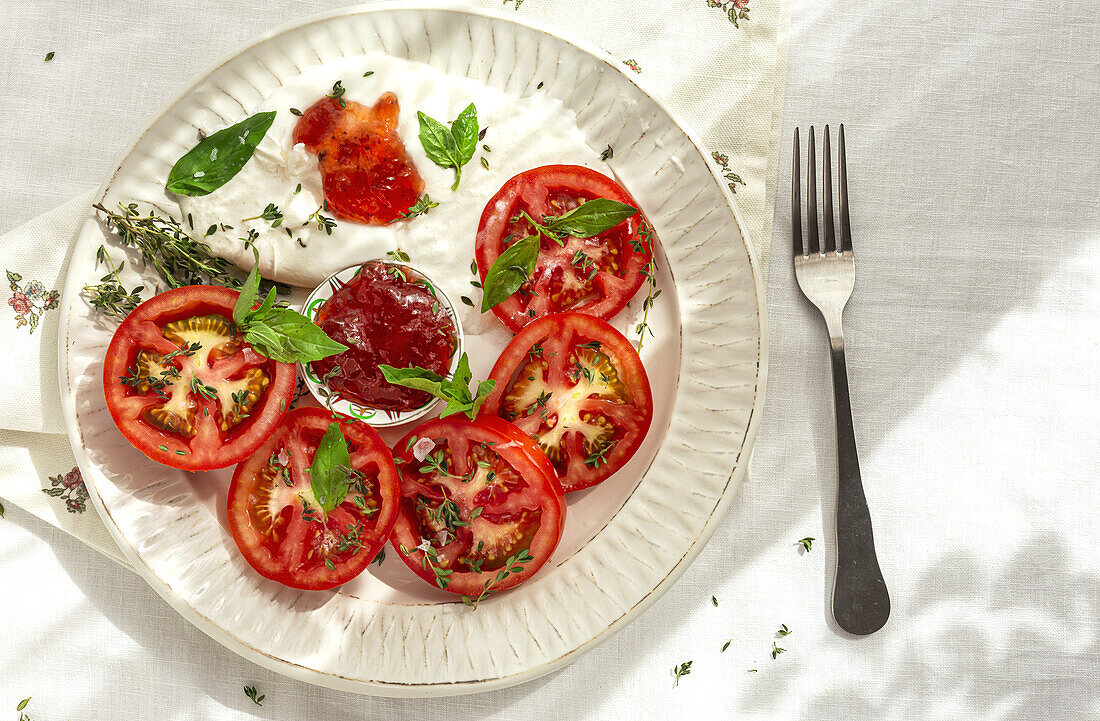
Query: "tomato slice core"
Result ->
[[389, 416, 565, 597], [480, 312, 653, 492]]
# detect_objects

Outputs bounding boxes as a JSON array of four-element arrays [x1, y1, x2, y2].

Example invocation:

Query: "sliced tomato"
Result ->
[[475, 164, 651, 332], [227, 407, 400, 590], [480, 312, 653, 493], [389, 415, 565, 598], [102, 285, 295, 471]]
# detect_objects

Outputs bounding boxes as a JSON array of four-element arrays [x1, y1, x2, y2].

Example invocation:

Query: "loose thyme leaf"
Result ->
[[798, 536, 814, 552], [310, 422, 352, 515], [327, 80, 347, 108], [44, 51, 55, 62], [480, 234, 539, 312], [166, 111, 276, 196], [544, 198, 638, 238]]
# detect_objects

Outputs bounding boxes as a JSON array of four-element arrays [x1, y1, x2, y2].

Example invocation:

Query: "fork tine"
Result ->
[[839, 124, 852, 252], [823, 125, 836, 253], [806, 127, 820, 255], [792, 128, 803, 257]]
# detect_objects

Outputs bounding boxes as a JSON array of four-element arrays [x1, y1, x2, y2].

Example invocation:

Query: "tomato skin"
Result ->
[[101, 285, 295, 471], [389, 415, 565, 597], [475, 165, 651, 332], [227, 407, 400, 591], [480, 312, 653, 493]]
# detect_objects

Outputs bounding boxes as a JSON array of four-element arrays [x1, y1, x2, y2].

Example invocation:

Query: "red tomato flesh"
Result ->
[[101, 285, 295, 471], [480, 312, 653, 493], [389, 415, 565, 598], [475, 165, 651, 332], [309, 261, 458, 412], [227, 407, 400, 590], [293, 93, 423, 225]]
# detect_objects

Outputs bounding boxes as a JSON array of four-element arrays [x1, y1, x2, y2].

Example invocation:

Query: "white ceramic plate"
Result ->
[[58, 2, 766, 697]]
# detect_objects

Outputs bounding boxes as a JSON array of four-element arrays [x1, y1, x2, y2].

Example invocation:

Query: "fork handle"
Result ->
[[827, 334, 890, 635]]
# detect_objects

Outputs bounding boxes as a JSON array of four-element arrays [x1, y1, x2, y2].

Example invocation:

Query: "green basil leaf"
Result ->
[[417, 111, 460, 169], [471, 379, 497, 417], [438, 396, 471, 419], [381, 352, 494, 420], [379, 365, 447, 396], [166, 111, 276, 197], [233, 252, 262, 325], [451, 103, 479, 165], [259, 308, 348, 362], [310, 422, 352, 515], [480, 235, 539, 312], [451, 352, 473, 394], [252, 286, 277, 321], [243, 323, 293, 362], [544, 198, 639, 238]]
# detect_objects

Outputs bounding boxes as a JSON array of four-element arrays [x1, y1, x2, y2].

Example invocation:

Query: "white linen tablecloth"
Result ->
[[2, 0, 1098, 719]]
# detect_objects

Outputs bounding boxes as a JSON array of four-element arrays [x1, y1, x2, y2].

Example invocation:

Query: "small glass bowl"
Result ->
[[298, 260, 464, 428]]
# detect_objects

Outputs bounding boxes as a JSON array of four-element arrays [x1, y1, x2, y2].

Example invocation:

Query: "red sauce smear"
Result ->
[[292, 93, 424, 225], [310, 261, 457, 412]]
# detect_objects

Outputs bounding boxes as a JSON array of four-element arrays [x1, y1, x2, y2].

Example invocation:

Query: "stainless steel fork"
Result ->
[[793, 125, 890, 635]]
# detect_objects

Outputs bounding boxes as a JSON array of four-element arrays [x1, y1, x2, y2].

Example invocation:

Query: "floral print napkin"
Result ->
[[0, 189, 128, 563]]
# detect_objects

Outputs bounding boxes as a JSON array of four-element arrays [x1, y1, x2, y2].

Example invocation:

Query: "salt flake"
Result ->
[[412, 437, 436, 461]]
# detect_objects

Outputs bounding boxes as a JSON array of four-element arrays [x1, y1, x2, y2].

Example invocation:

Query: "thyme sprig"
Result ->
[[632, 220, 661, 351], [243, 202, 283, 228], [93, 202, 241, 289], [82, 245, 144, 319], [400, 195, 438, 219], [460, 548, 533, 609], [243, 685, 264, 706], [307, 205, 337, 235], [672, 660, 693, 687], [401, 542, 453, 589]]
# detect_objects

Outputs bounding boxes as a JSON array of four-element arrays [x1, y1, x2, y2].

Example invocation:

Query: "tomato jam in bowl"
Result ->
[[300, 260, 462, 427]]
